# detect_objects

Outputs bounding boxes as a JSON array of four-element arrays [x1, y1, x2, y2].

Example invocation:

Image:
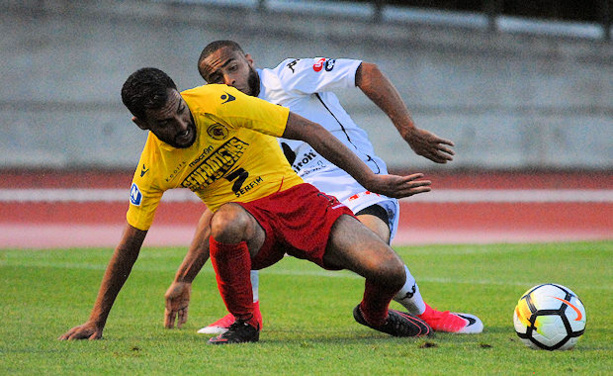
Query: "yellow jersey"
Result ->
[[126, 84, 304, 231]]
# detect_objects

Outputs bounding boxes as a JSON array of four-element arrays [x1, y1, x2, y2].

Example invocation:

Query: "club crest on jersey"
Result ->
[[313, 58, 335, 72], [130, 183, 142, 206], [207, 123, 229, 140]]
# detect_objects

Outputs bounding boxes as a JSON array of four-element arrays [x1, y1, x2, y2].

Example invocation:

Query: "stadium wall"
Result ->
[[2, 0, 612, 171]]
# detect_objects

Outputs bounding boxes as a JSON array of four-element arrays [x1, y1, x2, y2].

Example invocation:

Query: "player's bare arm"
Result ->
[[165, 209, 213, 329], [356, 62, 455, 164], [59, 223, 147, 340], [282, 112, 431, 199]]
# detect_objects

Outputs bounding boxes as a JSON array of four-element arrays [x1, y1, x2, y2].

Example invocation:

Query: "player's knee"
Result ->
[[372, 249, 406, 290], [209, 205, 251, 244], [376, 252, 406, 290], [355, 247, 405, 290]]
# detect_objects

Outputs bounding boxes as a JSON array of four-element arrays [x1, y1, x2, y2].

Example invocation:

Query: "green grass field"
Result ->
[[1, 241, 611, 375]]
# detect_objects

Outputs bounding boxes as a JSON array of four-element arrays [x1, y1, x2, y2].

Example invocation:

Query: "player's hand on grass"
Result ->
[[366, 173, 431, 199], [164, 281, 191, 329], [59, 321, 102, 340], [404, 128, 455, 164]]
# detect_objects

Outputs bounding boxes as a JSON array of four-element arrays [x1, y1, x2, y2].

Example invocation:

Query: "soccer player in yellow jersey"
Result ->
[[167, 41, 483, 337], [59, 67, 433, 344]]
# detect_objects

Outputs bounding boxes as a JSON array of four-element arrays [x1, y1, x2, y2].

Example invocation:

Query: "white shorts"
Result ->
[[306, 173, 400, 242]]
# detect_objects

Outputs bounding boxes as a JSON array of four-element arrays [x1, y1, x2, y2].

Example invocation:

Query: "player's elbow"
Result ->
[[356, 62, 381, 88]]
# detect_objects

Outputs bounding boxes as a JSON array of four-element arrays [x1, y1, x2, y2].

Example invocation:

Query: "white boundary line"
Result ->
[[0, 188, 612, 203], [1, 258, 611, 290], [402, 189, 613, 203]]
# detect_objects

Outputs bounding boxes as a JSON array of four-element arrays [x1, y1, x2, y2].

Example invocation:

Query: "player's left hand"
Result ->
[[366, 173, 431, 199], [58, 321, 103, 341], [404, 128, 455, 164], [164, 281, 192, 329]]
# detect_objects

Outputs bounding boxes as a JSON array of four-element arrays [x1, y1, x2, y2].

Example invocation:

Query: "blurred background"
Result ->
[[2, 0, 612, 172]]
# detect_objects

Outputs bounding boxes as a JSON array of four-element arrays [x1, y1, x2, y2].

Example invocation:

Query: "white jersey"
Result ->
[[258, 57, 400, 240]]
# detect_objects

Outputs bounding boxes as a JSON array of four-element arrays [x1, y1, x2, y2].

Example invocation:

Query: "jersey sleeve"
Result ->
[[125, 138, 165, 231], [274, 58, 362, 95], [212, 86, 290, 138], [126, 181, 163, 231]]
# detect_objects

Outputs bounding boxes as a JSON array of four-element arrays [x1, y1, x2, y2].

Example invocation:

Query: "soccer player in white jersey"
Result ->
[[163, 40, 483, 334]]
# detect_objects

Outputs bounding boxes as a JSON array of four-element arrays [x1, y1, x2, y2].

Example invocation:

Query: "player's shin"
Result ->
[[359, 279, 398, 326], [209, 239, 258, 327], [393, 265, 426, 315]]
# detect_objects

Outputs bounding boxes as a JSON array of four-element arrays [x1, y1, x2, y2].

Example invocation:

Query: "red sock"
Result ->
[[209, 238, 255, 325], [359, 280, 398, 326]]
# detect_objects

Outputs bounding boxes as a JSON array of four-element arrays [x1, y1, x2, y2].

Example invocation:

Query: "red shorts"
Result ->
[[236, 183, 355, 270]]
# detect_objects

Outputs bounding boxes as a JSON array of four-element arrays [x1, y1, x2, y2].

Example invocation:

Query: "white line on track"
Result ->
[[402, 189, 613, 203], [2, 259, 611, 290], [0, 188, 612, 203]]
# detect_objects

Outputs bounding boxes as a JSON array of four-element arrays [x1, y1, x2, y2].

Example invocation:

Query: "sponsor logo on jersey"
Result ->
[[234, 176, 264, 198], [286, 59, 300, 73], [130, 183, 142, 206], [181, 137, 248, 190], [207, 123, 229, 140], [164, 161, 187, 183], [140, 164, 149, 177], [313, 58, 326, 72], [324, 58, 336, 71], [292, 150, 317, 173], [221, 92, 236, 104], [313, 58, 336, 72], [188, 145, 215, 169]]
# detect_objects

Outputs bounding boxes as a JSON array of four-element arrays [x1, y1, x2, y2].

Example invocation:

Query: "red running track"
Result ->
[[0, 170, 611, 249]]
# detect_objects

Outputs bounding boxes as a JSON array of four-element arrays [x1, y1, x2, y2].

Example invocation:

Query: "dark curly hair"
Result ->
[[121, 67, 178, 121]]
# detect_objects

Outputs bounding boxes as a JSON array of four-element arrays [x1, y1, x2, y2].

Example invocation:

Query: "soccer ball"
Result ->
[[513, 283, 586, 350]]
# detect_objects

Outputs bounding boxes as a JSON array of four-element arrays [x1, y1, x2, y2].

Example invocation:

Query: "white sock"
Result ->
[[250, 270, 259, 303], [394, 265, 426, 315]]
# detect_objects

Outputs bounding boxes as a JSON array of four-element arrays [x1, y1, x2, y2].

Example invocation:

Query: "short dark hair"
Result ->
[[121, 67, 178, 121], [197, 40, 245, 78]]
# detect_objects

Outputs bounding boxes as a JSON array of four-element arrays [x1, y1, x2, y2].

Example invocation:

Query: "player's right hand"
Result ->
[[404, 128, 455, 164], [365, 172, 432, 199], [58, 321, 102, 340], [164, 281, 192, 329]]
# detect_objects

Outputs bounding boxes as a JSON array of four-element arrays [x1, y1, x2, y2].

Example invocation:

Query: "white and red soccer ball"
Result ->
[[513, 283, 586, 350]]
